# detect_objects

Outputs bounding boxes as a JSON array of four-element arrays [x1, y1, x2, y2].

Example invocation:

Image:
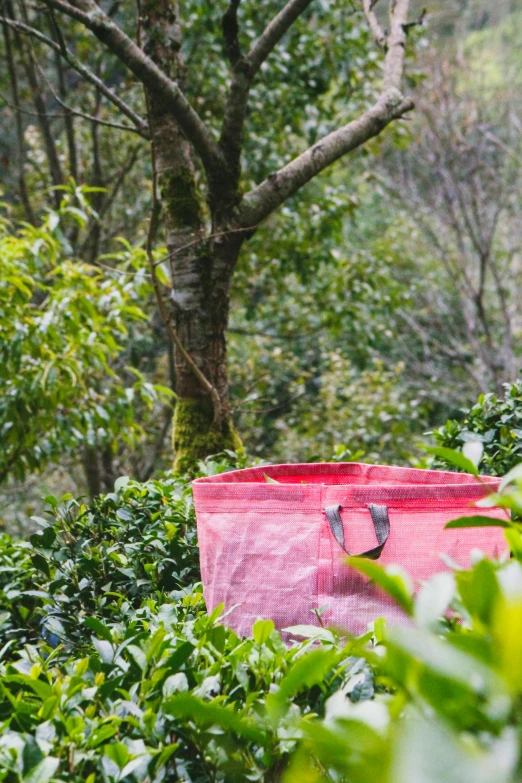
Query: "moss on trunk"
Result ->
[[160, 168, 204, 229], [172, 398, 243, 473]]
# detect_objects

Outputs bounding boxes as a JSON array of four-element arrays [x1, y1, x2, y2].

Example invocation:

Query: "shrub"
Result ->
[[432, 379, 522, 475], [0, 472, 199, 653], [0, 463, 376, 781], [2, 459, 522, 781]]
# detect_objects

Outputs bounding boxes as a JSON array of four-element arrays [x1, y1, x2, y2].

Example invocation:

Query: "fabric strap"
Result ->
[[324, 504, 390, 560]]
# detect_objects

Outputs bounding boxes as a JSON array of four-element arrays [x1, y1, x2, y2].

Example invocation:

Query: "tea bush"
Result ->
[[2, 457, 522, 782], [432, 379, 522, 476], [0, 473, 199, 653], [0, 460, 378, 781]]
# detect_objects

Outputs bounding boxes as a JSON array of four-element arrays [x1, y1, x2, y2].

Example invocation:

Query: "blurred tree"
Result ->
[[377, 54, 522, 395], [0, 0, 418, 469]]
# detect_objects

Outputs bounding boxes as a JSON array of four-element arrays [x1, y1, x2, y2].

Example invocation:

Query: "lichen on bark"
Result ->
[[172, 397, 243, 473]]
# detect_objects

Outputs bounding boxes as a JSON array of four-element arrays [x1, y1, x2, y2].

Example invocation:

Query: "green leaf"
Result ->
[[163, 641, 195, 673], [392, 716, 517, 783], [499, 462, 522, 492], [278, 648, 337, 701], [163, 695, 264, 742], [504, 528, 522, 558], [462, 440, 484, 469], [387, 627, 506, 698], [23, 757, 60, 783], [346, 557, 414, 615], [445, 515, 511, 529], [89, 723, 120, 748], [104, 742, 130, 769], [127, 644, 147, 671], [84, 617, 113, 642], [414, 572, 456, 631], [263, 473, 281, 484], [23, 737, 43, 775], [283, 625, 336, 643], [494, 600, 522, 693], [30, 554, 51, 578], [154, 744, 179, 771], [155, 264, 171, 287], [252, 618, 275, 644], [425, 447, 480, 476], [456, 559, 500, 626], [92, 638, 114, 663]]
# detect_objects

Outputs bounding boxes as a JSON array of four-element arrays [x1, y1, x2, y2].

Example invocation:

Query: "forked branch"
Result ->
[[234, 0, 415, 230], [220, 0, 315, 171]]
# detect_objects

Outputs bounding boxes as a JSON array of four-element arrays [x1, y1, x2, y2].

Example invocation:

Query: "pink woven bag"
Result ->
[[192, 463, 507, 637]]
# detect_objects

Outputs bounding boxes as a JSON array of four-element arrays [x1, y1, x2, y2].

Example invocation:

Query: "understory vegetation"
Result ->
[[1, 435, 522, 782]]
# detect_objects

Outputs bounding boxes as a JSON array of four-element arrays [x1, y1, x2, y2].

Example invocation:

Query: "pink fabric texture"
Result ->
[[192, 463, 508, 637]]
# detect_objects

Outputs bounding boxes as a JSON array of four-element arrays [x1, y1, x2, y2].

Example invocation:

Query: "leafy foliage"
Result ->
[[432, 380, 522, 476], [0, 471, 199, 652], [0, 195, 172, 488], [3, 457, 522, 781], [229, 185, 433, 464], [0, 462, 377, 782]]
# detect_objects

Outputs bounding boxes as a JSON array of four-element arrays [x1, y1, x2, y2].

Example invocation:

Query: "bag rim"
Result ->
[[192, 462, 500, 507]]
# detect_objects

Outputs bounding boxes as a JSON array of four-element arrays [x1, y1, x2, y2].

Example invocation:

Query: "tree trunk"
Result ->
[[169, 234, 243, 472], [83, 445, 101, 498], [142, 0, 242, 471]]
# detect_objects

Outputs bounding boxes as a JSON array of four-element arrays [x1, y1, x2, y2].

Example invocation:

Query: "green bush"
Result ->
[[0, 472, 199, 653], [2, 458, 522, 782], [432, 379, 522, 475], [0, 461, 377, 781]]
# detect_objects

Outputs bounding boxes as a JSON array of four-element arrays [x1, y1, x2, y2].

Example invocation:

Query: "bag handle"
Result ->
[[324, 504, 390, 560]]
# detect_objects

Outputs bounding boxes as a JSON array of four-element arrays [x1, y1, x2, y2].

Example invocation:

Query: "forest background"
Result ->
[[0, 0, 520, 534]]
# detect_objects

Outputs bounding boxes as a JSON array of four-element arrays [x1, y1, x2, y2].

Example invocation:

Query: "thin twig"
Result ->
[[0, 14, 149, 136], [151, 222, 261, 267], [35, 59, 146, 135]]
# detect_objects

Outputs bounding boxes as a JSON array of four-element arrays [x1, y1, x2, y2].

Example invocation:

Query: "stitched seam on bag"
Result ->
[[196, 505, 499, 513], [195, 506, 323, 513]]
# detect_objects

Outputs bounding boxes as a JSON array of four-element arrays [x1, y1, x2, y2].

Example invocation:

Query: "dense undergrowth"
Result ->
[[3, 451, 522, 782]]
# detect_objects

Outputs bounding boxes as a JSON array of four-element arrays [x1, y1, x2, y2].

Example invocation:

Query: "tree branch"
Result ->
[[234, 91, 414, 230], [222, 0, 241, 67], [383, 0, 409, 91], [42, 0, 225, 177], [220, 0, 314, 175], [50, 15, 79, 182], [0, 15, 149, 135], [17, 0, 64, 206], [364, 0, 411, 90], [1, 15, 35, 223], [362, 0, 386, 49], [36, 60, 148, 136], [233, 0, 414, 230], [246, 0, 315, 77]]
